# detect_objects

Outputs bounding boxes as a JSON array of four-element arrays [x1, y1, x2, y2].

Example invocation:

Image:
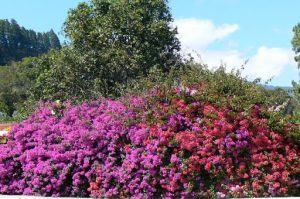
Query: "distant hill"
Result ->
[[0, 19, 61, 65], [263, 84, 292, 90], [262, 84, 294, 96]]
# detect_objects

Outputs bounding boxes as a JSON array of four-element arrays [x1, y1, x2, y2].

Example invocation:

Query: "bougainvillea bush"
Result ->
[[0, 100, 133, 197], [0, 85, 299, 198]]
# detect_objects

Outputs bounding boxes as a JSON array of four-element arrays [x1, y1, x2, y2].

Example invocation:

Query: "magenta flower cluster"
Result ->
[[0, 88, 299, 198], [0, 100, 132, 197]]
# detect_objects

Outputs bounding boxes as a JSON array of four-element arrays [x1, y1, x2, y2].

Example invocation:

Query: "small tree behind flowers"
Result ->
[[0, 82, 299, 197]]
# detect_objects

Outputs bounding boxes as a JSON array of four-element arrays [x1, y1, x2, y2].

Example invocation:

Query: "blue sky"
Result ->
[[0, 0, 83, 41], [0, 0, 299, 86]]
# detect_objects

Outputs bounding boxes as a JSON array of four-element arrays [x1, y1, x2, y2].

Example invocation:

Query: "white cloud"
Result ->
[[245, 47, 296, 80], [175, 18, 297, 82], [184, 47, 296, 81], [201, 50, 244, 69], [174, 18, 239, 50], [182, 48, 244, 70]]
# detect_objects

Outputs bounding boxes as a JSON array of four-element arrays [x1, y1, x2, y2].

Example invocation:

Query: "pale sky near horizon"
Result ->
[[0, 0, 299, 86]]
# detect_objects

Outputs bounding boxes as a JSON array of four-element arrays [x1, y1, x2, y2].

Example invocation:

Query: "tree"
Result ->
[[292, 24, 300, 123], [31, 48, 83, 101], [46, 0, 181, 98], [0, 19, 61, 65], [292, 24, 300, 100], [48, 29, 61, 49], [0, 57, 38, 116], [292, 24, 300, 67]]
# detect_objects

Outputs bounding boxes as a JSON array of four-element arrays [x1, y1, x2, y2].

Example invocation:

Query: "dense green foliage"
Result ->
[[0, 19, 60, 118], [32, 0, 181, 100], [64, 0, 180, 73], [0, 19, 61, 65], [31, 47, 85, 101], [292, 24, 300, 101], [292, 24, 300, 67], [291, 23, 300, 124], [126, 63, 295, 115], [0, 56, 39, 119]]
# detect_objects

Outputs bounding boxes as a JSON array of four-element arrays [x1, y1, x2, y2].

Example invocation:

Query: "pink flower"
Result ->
[[273, 182, 281, 189]]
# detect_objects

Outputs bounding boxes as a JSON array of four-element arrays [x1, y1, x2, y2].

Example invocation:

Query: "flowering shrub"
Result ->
[[0, 86, 299, 198], [0, 100, 132, 197]]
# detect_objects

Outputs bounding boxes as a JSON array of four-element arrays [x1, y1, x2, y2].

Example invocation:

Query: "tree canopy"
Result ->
[[64, 0, 180, 72], [1, 0, 182, 115], [292, 24, 300, 100], [0, 19, 61, 65]]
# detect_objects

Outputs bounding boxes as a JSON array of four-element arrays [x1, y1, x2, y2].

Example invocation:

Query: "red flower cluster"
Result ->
[[90, 87, 300, 198], [91, 87, 299, 198]]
